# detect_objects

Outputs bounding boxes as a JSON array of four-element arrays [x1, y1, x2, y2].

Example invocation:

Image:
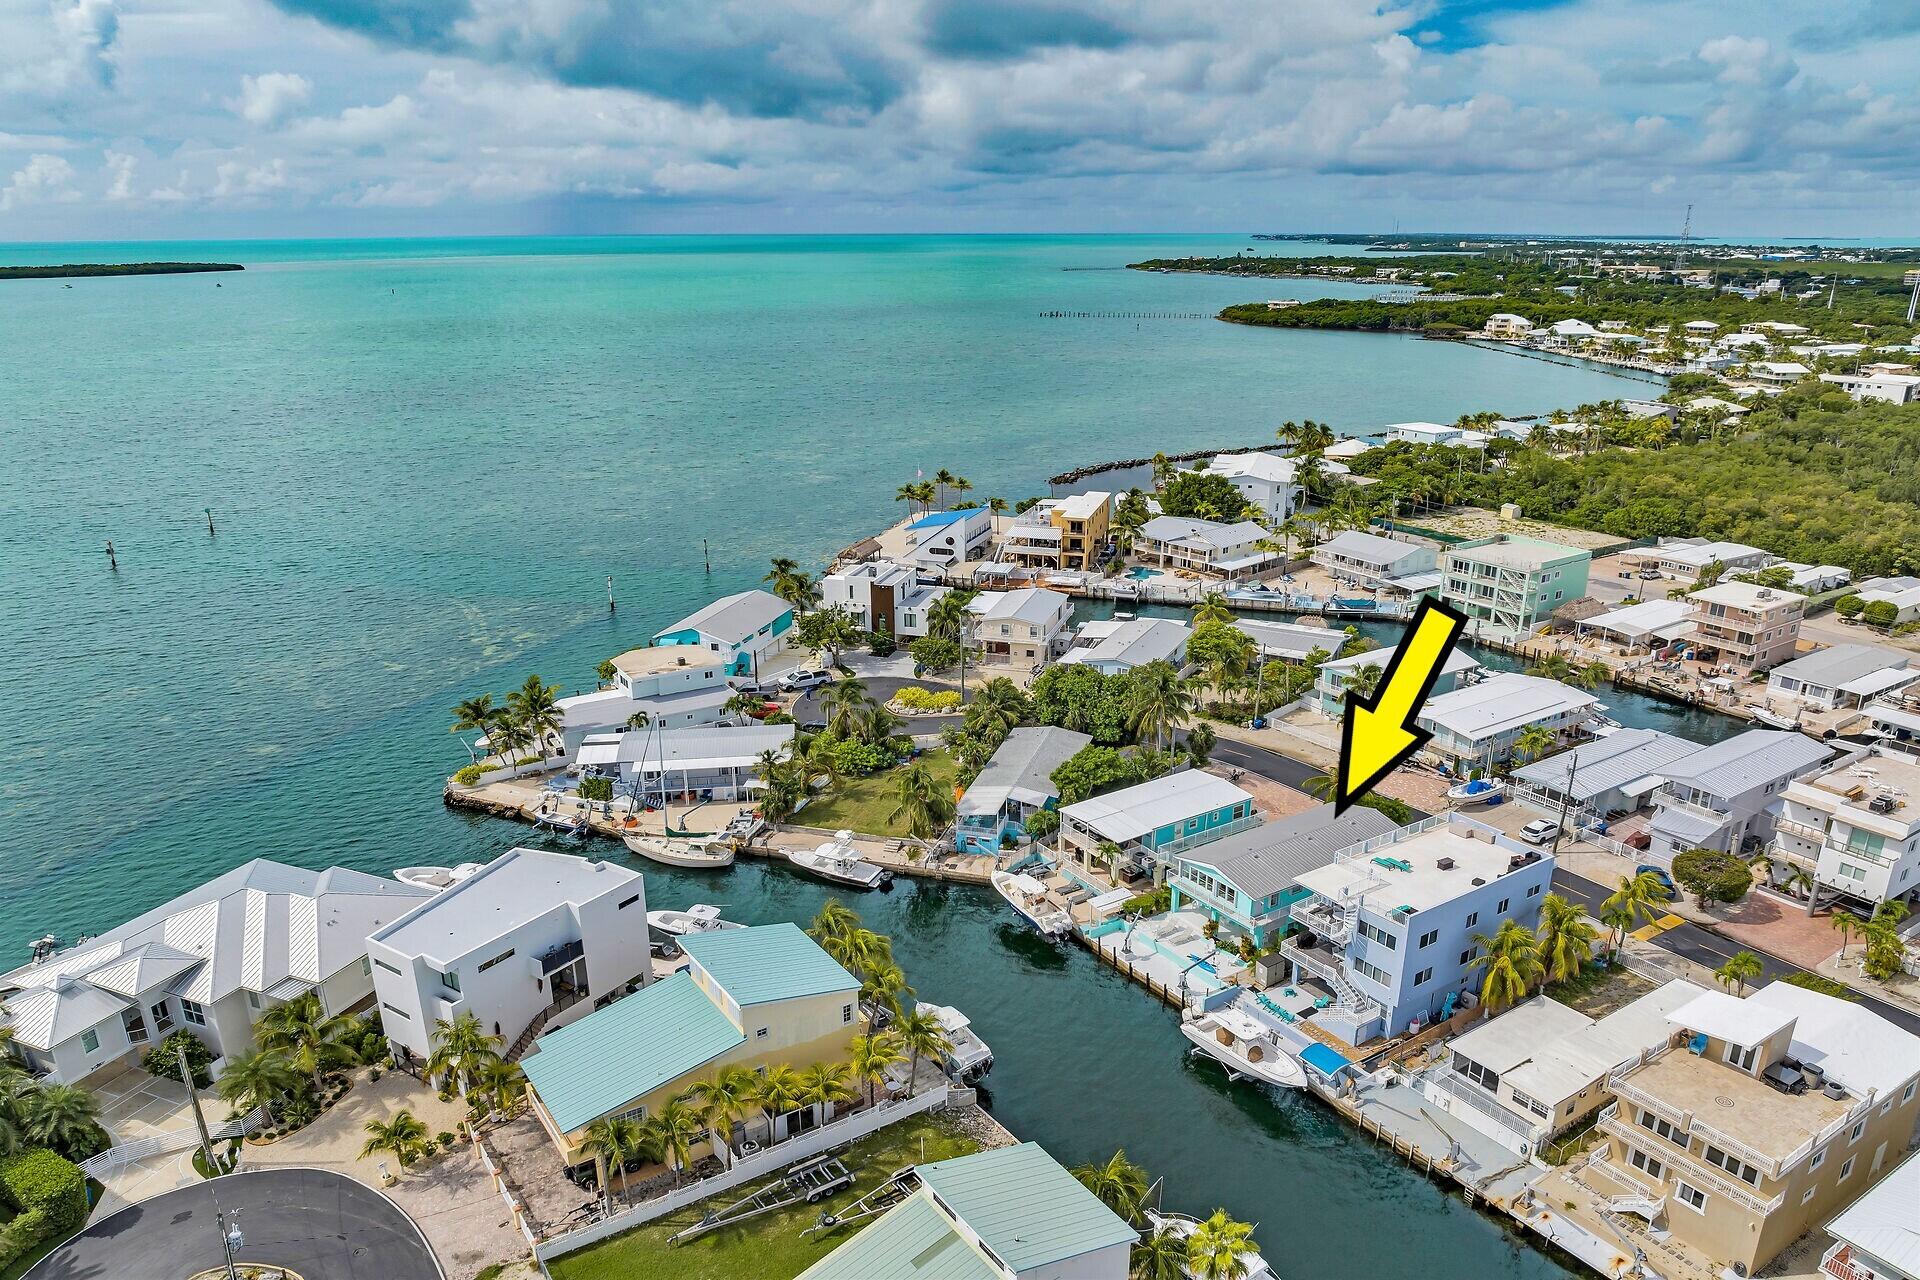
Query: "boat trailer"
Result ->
[[666, 1153, 854, 1244], [800, 1166, 919, 1238]]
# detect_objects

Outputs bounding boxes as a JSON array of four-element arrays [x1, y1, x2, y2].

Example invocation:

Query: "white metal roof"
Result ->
[[1061, 770, 1256, 843], [956, 727, 1092, 818], [1416, 674, 1598, 743], [1667, 988, 1795, 1048], [1205, 452, 1298, 485], [969, 587, 1070, 626], [1446, 534, 1588, 571], [1059, 617, 1189, 670], [1748, 981, 1920, 1098], [1448, 995, 1594, 1075], [1316, 529, 1428, 569], [656, 589, 791, 645], [1320, 645, 1478, 676], [370, 848, 642, 964], [1582, 597, 1696, 640], [577, 723, 794, 770], [1502, 980, 1706, 1104], [1825, 1148, 1920, 1278], [1654, 729, 1831, 798], [1235, 618, 1342, 661], [1137, 515, 1266, 553], [1511, 728, 1701, 802]]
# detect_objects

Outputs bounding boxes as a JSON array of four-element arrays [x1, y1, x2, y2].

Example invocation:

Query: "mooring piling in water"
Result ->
[[205, 508, 215, 536], [606, 575, 615, 614], [105, 540, 117, 570]]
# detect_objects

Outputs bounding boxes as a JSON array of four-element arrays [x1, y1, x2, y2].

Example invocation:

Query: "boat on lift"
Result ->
[[920, 1004, 994, 1082], [623, 831, 736, 869], [1179, 1004, 1306, 1090], [990, 870, 1074, 939], [782, 830, 892, 889], [647, 903, 744, 937], [392, 863, 485, 891]]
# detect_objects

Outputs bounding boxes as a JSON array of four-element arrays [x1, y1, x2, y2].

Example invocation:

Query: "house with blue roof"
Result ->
[[795, 1142, 1136, 1280], [521, 922, 863, 1173], [904, 508, 994, 568], [652, 588, 795, 678]]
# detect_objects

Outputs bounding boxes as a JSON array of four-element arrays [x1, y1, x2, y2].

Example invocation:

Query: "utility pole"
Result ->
[[178, 1040, 216, 1175], [1906, 273, 1919, 325], [1547, 747, 1581, 859]]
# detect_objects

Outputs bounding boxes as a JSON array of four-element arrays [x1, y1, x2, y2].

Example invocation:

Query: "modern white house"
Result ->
[[1200, 451, 1303, 522], [367, 848, 652, 1064], [1819, 371, 1920, 404], [1773, 745, 1920, 914], [1746, 360, 1812, 387], [1282, 817, 1557, 1043], [1576, 598, 1698, 653], [555, 646, 733, 757], [1767, 645, 1916, 713], [1415, 673, 1600, 773], [1059, 617, 1190, 674], [818, 560, 950, 640], [901, 508, 994, 567], [1323, 437, 1377, 462], [575, 723, 795, 799], [1311, 530, 1439, 587], [653, 589, 795, 679], [0, 862, 431, 1084], [1134, 516, 1276, 580], [1482, 313, 1533, 339], [967, 587, 1074, 676], [1058, 770, 1260, 879], [1385, 421, 1467, 446], [955, 726, 1093, 855], [1646, 729, 1834, 862], [795, 1143, 1137, 1280], [1312, 645, 1480, 716]]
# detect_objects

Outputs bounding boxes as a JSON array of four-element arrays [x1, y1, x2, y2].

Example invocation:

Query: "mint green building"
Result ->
[[1441, 534, 1591, 634]]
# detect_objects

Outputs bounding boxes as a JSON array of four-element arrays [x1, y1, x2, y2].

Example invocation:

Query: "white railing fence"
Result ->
[[80, 1105, 268, 1178], [536, 1087, 955, 1261], [468, 1120, 543, 1267]]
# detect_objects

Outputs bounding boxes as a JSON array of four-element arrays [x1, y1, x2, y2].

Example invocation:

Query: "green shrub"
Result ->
[[1861, 600, 1900, 628], [0, 1149, 88, 1236], [895, 687, 962, 713], [452, 763, 486, 786], [868, 631, 897, 657], [1783, 972, 1859, 1000], [825, 738, 897, 777], [577, 775, 614, 803], [1671, 847, 1753, 906], [143, 1030, 214, 1087], [1834, 594, 1864, 619], [1023, 808, 1059, 838], [0, 1207, 50, 1268], [1122, 885, 1172, 916]]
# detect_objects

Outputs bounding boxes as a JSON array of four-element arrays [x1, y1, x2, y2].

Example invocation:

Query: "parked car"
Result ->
[[780, 669, 832, 692], [799, 720, 829, 734], [1518, 818, 1560, 846], [1634, 864, 1677, 900], [731, 679, 778, 697]]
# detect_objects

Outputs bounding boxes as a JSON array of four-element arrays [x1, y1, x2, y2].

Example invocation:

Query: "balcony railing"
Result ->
[[1155, 812, 1263, 858], [1597, 1113, 1784, 1216], [1822, 1243, 1887, 1280], [1427, 1070, 1545, 1141], [1773, 817, 1830, 845]]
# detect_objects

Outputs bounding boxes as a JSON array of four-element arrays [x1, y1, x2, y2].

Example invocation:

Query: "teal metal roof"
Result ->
[[796, 1191, 997, 1280], [520, 972, 743, 1133], [915, 1143, 1137, 1273], [681, 922, 859, 1006]]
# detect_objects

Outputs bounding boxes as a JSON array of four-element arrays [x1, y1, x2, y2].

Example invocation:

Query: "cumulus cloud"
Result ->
[[0, 153, 78, 210], [103, 148, 134, 198], [234, 72, 313, 127]]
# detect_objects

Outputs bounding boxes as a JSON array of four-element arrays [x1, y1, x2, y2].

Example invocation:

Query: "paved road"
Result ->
[[1209, 736, 1329, 794], [28, 1167, 443, 1280], [793, 675, 965, 731], [1551, 868, 1920, 1036]]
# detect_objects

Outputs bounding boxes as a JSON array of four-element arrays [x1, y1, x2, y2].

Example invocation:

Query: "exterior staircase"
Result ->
[[506, 1003, 560, 1062], [1608, 1193, 1664, 1220]]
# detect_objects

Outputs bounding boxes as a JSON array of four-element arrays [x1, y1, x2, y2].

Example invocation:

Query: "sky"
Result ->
[[2, 0, 1917, 240]]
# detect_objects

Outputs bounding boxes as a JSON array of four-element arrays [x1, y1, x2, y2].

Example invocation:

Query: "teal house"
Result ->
[[1170, 804, 1399, 945], [653, 588, 795, 678], [796, 1142, 1136, 1280], [1057, 769, 1260, 878]]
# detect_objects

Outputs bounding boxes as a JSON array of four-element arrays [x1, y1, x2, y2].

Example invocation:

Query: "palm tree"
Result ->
[[950, 476, 973, 505], [753, 1064, 807, 1140], [894, 1007, 953, 1090], [932, 468, 958, 508], [764, 558, 819, 608], [986, 496, 1008, 516], [1192, 593, 1233, 626], [857, 703, 901, 746], [1534, 893, 1598, 983], [692, 1065, 760, 1164], [449, 694, 496, 763], [1133, 1226, 1190, 1280], [821, 677, 872, 735], [1716, 950, 1765, 994], [1299, 772, 1337, 802], [471, 1058, 527, 1118], [849, 1032, 906, 1108], [1071, 1149, 1149, 1226], [646, 1094, 707, 1185], [1274, 420, 1305, 453], [361, 1110, 430, 1170], [1511, 723, 1557, 765], [1126, 661, 1193, 750], [1186, 1210, 1259, 1280], [890, 761, 955, 841], [1781, 864, 1817, 915], [1468, 919, 1545, 1012], [1830, 909, 1862, 960], [256, 992, 354, 1093], [1343, 663, 1384, 702], [20, 1084, 104, 1160], [1525, 652, 1576, 683], [895, 484, 926, 517], [926, 591, 975, 643], [798, 1061, 857, 1123], [860, 960, 914, 1020], [1576, 659, 1612, 690], [1601, 871, 1671, 948], [217, 1048, 298, 1124], [505, 674, 563, 758], [580, 1115, 645, 1210], [809, 901, 862, 949], [1598, 899, 1637, 961], [426, 1011, 502, 1098]]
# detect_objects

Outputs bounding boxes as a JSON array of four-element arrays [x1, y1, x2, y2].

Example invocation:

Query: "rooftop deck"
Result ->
[[1616, 1046, 1853, 1163]]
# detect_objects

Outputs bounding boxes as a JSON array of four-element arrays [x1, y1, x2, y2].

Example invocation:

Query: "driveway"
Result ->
[[81, 1064, 202, 1214], [27, 1167, 442, 1280]]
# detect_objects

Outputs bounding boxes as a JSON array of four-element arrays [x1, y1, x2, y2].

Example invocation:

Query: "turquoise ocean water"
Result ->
[[3, 234, 1670, 1277]]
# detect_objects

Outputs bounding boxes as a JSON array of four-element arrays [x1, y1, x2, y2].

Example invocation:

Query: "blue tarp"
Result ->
[[1301, 1043, 1353, 1077]]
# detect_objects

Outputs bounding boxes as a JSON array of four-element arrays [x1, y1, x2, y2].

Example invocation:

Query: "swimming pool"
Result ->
[[1127, 567, 1164, 581]]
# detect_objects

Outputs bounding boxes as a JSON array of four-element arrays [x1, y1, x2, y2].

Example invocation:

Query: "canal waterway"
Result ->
[[1, 233, 1661, 1279]]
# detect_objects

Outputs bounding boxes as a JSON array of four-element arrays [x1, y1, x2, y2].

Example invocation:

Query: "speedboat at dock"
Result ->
[[623, 831, 736, 869], [782, 830, 893, 889], [1180, 1005, 1306, 1090], [990, 870, 1074, 938], [647, 903, 744, 937], [392, 863, 484, 891], [921, 1004, 993, 1082], [1145, 1210, 1282, 1278]]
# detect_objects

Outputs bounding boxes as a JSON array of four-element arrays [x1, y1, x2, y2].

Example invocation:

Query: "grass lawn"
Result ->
[[546, 1112, 984, 1280], [794, 751, 957, 838]]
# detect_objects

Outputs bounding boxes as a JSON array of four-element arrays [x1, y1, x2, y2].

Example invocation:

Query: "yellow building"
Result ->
[[1000, 491, 1111, 572], [521, 922, 863, 1170], [1589, 982, 1920, 1275]]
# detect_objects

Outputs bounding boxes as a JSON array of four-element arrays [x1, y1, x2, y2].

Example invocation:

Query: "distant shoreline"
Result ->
[[0, 262, 245, 280]]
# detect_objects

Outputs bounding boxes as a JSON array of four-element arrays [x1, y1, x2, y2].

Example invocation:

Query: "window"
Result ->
[[756, 1027, 769, 1039], [81, 1029, 99, 1054], [1801, 1185, 1817, 1205], [1904, 1080, 1916, 1104], [1837, 862, 1868, 883], [1455, 1055, 1499, 1091], [1704, 1145, 1761, 1186], [1838, 1155, 1855, 1181], [1527, 884, 1541, 898], [1459, 948, 1476, 966], [150, 999, 173, 1028], [1496, 898, 1510, 914], [1414, 967, 1434, 986], [1628, 1148, 1664, 1179], [1673, 1182, 1707, 1213], [1358, 921, 1398, 949], [478, 948, 516, 973], [1810, 1148, 1826, 1172], [1726, 1041, 1758, 1072], [381, 1002, 411, 1020], [617, 893, 640, 910], [1353, 958, 1391, 984], [615, 1104, 647, 1123], [181, 999, 207, 1026], [1464, 912, 1479, 929], [1848, 1120, 1865, 1144], [1512, 1091, 1550, 1119], [439, 968, 461, 994], [1418, 929, 1439, 949], [1638, 1109, 1687, 1145], [374, 957, 402, 976], [842, 1004, 854, 1024], [360, 957, 372, 977], [247, 991, 261, 1009]]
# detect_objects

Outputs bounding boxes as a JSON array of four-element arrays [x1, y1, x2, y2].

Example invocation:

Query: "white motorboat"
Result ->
[[1180, 1005, 1306, 1090], [392, 863, 484, 891], [990, 870, 1074, 939], [921, 1004, 994, 1082], [1145, 1210, 1281, 1279], [782, 830, 893, 889], [647, 903, 744, 937], [1445, 777, 1506, 806], [623, 831, 736, 869]]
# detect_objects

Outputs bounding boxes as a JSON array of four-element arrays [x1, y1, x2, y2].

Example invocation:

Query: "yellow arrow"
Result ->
[[1335, 597, 1468, 816]]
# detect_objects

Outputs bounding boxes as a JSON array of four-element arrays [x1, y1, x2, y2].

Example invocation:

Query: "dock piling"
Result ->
[[606, 575, 615, 614], [105, 539, 117, 570], [205, 508, 215, 536]]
